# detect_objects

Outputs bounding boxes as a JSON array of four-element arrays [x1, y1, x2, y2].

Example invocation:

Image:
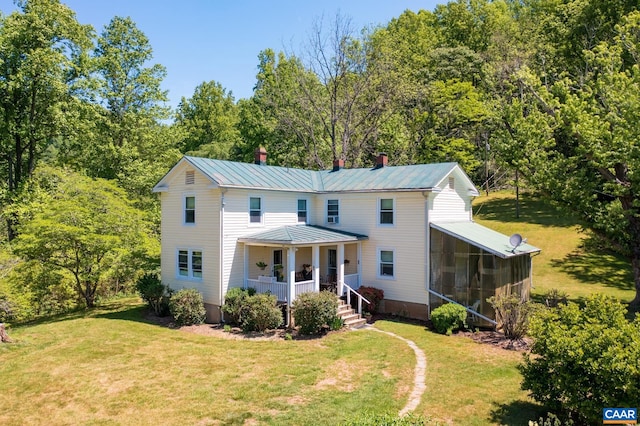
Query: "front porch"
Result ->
[[244, 273, 361, 303], [236, 225, 368, 305]]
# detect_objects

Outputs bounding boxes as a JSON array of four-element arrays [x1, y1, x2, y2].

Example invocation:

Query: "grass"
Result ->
[[473, 191, 636, 304], [1, 190, 635, 425], [0, 298, 539, 425]]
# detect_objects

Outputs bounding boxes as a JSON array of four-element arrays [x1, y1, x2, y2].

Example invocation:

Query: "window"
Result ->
[[327, 199, 339, 224], [297, 199, 307, 223], [249, 197, 262, 224], [379, 198, 394, 225], [378, 249, 395, 279], [184, 196, 195, 224], [448, 177, 455, 190], [177, 249, 202, 280]]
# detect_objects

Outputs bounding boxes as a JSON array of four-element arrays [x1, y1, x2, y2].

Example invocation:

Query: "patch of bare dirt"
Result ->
[[456, 330, 532, 351]]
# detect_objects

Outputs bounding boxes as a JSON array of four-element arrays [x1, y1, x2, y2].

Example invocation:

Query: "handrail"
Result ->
[[341, 281, 371, 315], [427, 289, 497, 325]]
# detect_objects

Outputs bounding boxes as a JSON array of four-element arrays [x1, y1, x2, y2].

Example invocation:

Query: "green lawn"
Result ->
[[1, 191, 634, 425], [473, 191, 636, 303], [0, 298, 537, 425]]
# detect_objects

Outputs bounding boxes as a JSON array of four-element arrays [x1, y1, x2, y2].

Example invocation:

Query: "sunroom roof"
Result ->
[[431, 222, 541, 259]]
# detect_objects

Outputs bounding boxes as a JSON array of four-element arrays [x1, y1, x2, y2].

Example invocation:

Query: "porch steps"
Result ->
[[337, 300, 367, 329]]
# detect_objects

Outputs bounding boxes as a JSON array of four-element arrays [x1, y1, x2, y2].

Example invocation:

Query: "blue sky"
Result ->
[[1, 1, 441, 109]]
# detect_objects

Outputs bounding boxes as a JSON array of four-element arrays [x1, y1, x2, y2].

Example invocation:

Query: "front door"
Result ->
[[328, 249, 337, 283], [273, 249, 283, 281]]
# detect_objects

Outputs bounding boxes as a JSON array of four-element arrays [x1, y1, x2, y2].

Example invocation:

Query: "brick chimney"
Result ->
[[375, 152, 388, 169], [254, 147, 267, 166], [332, 158, 344, 172]]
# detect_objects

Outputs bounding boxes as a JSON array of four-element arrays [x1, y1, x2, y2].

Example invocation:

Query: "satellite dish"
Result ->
[[509, 233, 523, 251]]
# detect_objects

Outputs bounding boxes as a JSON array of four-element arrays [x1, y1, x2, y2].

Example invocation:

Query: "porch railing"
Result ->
[[342, 281, 370, 316], [245, 277, 316, 303], [245, 277, 287, 302], [343, 273, 360, 290], [294, 280, 314, 298]]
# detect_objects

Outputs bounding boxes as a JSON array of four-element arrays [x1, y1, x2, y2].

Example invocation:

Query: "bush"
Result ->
[[487, 293, 538, 340], [292, 291, 338, 335], [341, 412, 430, 425], [431, 303, 467, 335], [239, 293, 283, 332], [543, 288, 568, 308], [357, 286, 384, 313], [169, 288, 206, 326], [222, 287, 250, 325], [135, 273, 172, 316], [520, 294, 640, 424]]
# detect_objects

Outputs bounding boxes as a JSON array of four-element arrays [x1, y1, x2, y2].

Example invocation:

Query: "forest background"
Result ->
[[1, 0, 639, 322]]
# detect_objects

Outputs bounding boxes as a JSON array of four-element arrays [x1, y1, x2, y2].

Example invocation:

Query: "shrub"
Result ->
[[292, 291, 338, 335], [222, 287, 249, 325], [431, 303, 467, 335], [487, 293, 538, 340], [520, 294, 640, 424], [329, 316, 344, 331], [135, 273, 172, 316], [543, 288, 568, 308], [239, 293, 282, 332], [341, 412, 430, 425], [357, 286, 384, 313], [528, 413, 574, 426], [169, 288, 206, 326]]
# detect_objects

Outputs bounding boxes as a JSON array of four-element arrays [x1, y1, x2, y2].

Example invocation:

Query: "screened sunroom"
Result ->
[[428, 222, 541, 327]]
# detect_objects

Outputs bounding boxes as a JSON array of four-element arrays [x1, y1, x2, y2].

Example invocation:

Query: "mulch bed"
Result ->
[[143, 309, 531, 350]]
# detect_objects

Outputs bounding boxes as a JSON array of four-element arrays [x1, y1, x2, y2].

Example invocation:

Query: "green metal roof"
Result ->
[[238, 225, 368, 245], [186, 156, 317, 192], [174, 156, 472, 193], [431, 222, 541, 259], [318, 163, 460, 192]]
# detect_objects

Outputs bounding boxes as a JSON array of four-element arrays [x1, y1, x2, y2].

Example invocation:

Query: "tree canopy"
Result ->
[[1, 0, 640, 318]]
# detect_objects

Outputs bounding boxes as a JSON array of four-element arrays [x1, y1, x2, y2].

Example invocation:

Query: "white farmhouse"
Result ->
[[153, 149, 540, 324]]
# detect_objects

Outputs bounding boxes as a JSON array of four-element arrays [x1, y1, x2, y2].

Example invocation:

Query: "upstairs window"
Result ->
[[327, 199, 339, 224], [379, 198, 394, 225], [184, 196, 195, 224], [249, 197, 262, 224], [177, 249, 202, 280], [448, 177, 455, 190], [297, 199, 307, 223]]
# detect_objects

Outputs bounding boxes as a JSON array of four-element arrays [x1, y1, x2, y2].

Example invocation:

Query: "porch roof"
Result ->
[[238, 225, 368, 246], [431, 221, 541, 259]]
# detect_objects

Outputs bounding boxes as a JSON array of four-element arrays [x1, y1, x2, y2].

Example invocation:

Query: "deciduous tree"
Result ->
[[13, 168, 158, 308]]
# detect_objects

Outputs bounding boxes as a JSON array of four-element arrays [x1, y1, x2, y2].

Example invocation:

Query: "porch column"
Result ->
[[357, 242, 362, 288], [243, 244, 249, 290], [337, 243, 345, 296], [312, 245, 320, 292], [287, 247, 296, 303]]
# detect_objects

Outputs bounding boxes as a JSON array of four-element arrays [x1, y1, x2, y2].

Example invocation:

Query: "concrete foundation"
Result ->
[[379, 299, 429, 321]]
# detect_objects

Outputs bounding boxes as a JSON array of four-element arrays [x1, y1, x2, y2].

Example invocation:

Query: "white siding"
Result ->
[[429, 171, 473, 223], [315, 192, 429, 305], [221, 189, 314, 295], [159, 163, 476, 312], [160, 162, 221, 306]]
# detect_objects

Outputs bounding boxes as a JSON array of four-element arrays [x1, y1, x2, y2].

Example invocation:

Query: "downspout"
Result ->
[[423, 191, 431, 318], [219, 188, 227, 322]]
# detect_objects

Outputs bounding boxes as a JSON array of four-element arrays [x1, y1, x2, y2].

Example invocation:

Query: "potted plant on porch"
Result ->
[[256, 261, 267, 271]]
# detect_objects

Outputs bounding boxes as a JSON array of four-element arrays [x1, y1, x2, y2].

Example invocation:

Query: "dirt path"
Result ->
[[359, 324, 427, 417]]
